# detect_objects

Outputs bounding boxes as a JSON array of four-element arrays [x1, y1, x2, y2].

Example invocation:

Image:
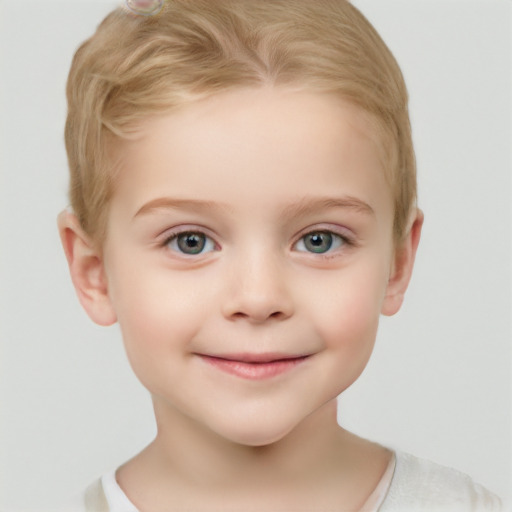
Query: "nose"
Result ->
[[221, 250, 294, 324]]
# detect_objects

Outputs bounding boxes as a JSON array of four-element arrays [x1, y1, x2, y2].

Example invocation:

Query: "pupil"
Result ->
[[306, 232, 332, 253], [178, 233, 205, 254]]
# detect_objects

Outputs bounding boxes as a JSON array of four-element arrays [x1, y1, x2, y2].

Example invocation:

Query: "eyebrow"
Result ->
[[280, 196, 375, 219], [134, 197, 233, 218], [133, 195, 374, 219]]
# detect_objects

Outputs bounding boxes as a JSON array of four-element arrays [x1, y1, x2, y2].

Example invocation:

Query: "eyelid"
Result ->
[[291, 224, 356, 255], [292, 224, 354, 244], [158, 225, 221, 252]]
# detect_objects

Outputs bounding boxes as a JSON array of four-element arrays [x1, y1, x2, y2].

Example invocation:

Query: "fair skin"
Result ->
[[59, 87, 422, 511]]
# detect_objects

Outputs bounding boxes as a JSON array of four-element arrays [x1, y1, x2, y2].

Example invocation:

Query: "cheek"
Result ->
[[308, 280, 383, 398], [105, 260, 210, 369], [308, 264, 388, 357]]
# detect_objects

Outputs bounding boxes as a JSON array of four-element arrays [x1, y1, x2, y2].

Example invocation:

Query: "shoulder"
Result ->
[[380, 451, 503, 512], [47, 478, 108, 512], [82, 478, 110, 512]]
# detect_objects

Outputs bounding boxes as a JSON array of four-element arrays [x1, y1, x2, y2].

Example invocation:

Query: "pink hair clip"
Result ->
[[124, 0, 164, 16]]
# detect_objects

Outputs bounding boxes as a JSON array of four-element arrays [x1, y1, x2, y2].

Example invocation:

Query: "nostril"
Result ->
[[228, 309, 287, 323], [222, 279, 294, 323]]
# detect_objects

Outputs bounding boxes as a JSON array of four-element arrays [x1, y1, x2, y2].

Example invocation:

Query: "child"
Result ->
[[57, 0, 502, 510]]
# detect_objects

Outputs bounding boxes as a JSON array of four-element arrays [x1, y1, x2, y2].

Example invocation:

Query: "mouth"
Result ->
[[196, 353, 312, 380]]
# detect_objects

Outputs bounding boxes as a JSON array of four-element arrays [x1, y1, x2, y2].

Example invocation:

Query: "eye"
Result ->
[[294, 231, 346, 254], [166, 231, 216, 255]]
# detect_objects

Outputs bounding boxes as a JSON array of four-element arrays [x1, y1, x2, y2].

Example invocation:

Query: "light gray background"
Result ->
[[0, 0, 510, 509]]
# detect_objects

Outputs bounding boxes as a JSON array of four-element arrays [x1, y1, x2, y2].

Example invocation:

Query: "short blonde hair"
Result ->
[[65, 0, 416, 244]]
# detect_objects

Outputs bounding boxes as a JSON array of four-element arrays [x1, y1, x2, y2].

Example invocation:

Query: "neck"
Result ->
[[117, 398, 390, 511], [154, 398, 344, 487]]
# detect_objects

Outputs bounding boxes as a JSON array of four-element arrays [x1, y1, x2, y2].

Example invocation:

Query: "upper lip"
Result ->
[[197, 353, 312, 364]]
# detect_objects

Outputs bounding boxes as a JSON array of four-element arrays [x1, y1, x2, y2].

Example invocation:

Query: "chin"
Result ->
[[209, 411, 301, 448], [225, 430, 293, 448], [228, 429, 291, 448]]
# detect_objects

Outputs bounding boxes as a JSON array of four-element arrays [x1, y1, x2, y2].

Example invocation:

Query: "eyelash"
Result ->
[[161, 229, 218, 256], [160, 227, 354, 258], [293, 230, 352, 257]]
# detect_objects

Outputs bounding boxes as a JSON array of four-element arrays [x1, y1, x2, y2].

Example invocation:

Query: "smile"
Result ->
[[197, 353, 311, 380]]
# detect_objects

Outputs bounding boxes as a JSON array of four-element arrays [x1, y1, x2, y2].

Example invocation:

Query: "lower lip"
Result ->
[[199, 355, 309, 380]]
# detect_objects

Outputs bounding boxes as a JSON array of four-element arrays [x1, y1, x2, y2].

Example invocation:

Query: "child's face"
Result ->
[[74, 88, 410, 446]]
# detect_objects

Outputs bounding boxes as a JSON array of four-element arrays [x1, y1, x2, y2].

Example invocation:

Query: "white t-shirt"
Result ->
[[101, 471, 139, 512], [97, 453, 395, 512], [56, 451, 502, 511]]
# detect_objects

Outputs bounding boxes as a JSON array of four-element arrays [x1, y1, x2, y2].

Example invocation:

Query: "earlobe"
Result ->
[[57, 210, 117, 326], [381, 209, 424, 316]]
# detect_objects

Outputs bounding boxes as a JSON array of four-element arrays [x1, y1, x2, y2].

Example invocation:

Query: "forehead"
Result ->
[[110, 88, 393, 223]]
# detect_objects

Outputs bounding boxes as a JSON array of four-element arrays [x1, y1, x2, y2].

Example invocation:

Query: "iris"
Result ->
[[302, 232, 334, 253]]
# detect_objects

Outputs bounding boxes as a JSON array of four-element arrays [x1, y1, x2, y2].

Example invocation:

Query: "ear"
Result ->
[[381, 209, 424, 316], [57, 210, 117, 326]]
